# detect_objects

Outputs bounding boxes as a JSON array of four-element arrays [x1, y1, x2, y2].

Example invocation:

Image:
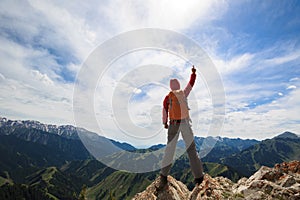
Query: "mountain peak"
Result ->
[[132, 160, 300, 200], [0, 116, 79, 139], [275, 131, 299, 139]]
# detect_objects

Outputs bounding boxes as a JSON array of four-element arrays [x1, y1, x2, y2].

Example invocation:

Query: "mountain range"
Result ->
[[0, 116, 299, 199], [222, 131, 300, 177]]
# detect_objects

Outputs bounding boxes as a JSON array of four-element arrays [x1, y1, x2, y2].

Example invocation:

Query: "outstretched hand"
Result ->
[[192, 65, 196, 74]]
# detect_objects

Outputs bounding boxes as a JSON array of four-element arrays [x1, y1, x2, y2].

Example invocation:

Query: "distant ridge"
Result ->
[[275, 131, 299, 139], [0, 116, 136, 151], [222, 131, 300, 176]]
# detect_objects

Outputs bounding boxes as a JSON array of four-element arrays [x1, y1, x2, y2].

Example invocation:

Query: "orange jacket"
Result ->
[[162, 73, 196, 124]]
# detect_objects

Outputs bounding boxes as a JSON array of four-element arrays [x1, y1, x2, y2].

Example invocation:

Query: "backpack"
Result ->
[[168, 90, 189, 120]]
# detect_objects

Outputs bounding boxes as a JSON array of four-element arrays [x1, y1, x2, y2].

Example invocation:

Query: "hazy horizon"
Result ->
[[2, 115, 299, 149]]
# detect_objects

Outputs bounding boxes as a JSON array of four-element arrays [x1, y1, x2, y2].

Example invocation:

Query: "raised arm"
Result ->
[[184, 66, 197, 97]]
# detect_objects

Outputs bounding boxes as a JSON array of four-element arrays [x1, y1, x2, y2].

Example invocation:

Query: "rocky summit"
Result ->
[[132, 160, 300, 200]]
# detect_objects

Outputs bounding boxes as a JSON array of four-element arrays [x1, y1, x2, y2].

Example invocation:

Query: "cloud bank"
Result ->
[[1, 0, 300, 146]]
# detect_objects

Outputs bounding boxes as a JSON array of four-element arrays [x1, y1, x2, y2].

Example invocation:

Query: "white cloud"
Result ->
[[100, 0, 227, 31], [26, 0, 97, 58], [213, 53, 254, 74], [89, 51, 190, 145], [264, 50, 300, 66], [0, 73, 5, 81], [204, 41, 300, 139], [0, 30, 65, 83], [0, 0, 101, 127], [219, 77, 300, 139], [290, 77, 299, 82], [287, 85, 297, 90], [219, 91, 300, 139], [1, 0, 300, 146], [0, 75, 74, 125], [31, 70, 54, 86], [133, 88, 142, 94]]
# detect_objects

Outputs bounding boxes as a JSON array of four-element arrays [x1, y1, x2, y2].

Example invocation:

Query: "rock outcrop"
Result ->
[[132, 160, 300, 200], [132, 176, 190, 200], [233, 160, 300, 200]]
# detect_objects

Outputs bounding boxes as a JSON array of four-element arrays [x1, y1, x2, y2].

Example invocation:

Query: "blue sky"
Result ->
[[0, 0, 300, 146]]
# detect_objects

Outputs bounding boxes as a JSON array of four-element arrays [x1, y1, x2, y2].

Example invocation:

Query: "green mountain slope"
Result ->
[[60, 159, 115, 187], [222, 133, 300, 177], [0, 166, 85, 200], [0, 135, 73, 182], [26, 167, 80, 199], [0, 172, 12, 187], [86, 171, 154, 200], [0, 183, 54, 200]]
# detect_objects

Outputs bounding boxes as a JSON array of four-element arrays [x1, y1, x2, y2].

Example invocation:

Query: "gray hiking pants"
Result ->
[[160, 121, 203, 179]]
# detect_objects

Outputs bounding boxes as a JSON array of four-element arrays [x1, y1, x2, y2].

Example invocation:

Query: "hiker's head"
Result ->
[[170, 79, 180, 90]]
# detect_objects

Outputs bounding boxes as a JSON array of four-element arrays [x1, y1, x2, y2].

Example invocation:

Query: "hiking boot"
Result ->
[[194, 176, 204, 186], [156, 174, 168, 191]]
